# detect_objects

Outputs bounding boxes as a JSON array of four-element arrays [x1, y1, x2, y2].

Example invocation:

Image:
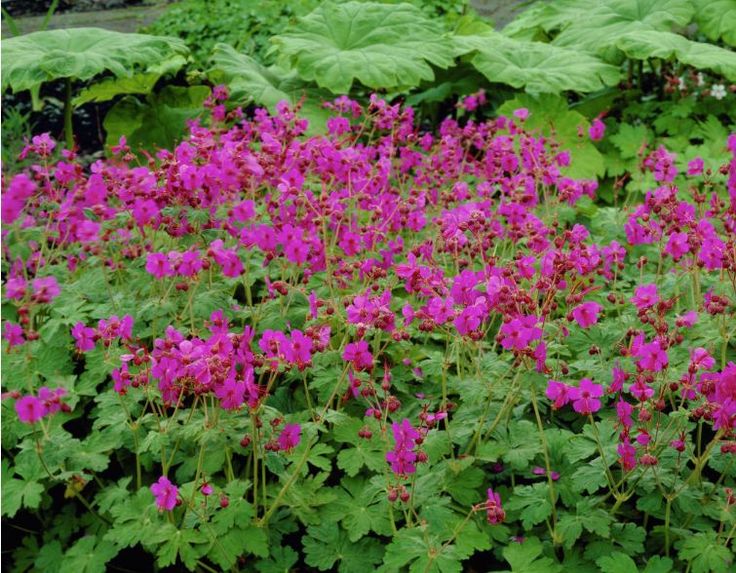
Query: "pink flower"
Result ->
[[3, 322, 25, 348], [71, 322, 96, 351], [215, 377, 245, 410], [630, 284, 659, 310], [5, 277, 27, 301], [716, 362, 736, 404], [484, 488, 506, 525], [571, 301, 603, 328], [545, 380, 571, 410], [343, 340, 373, 371], [616, 399, 633, 428], [690, 348, 715, 371], [664, 232, 690, 261], [568, 378, 604, 415], [618, 439, 637, 471], [277, 423, 301, 452], [15, 395, 46, 423], [513, 108, 529, 121], [499, 316, 543, 351], [150, 476, 179, 511], [146, 253, 174, 279], [589, 118, 606, 141], [635, 339, 669, 372], [676, 311, 698, 328], [687, 157, 704, 176], [284, 330, 313, 369], [386, 419, 421, 476], [31, 276, 60, 304]]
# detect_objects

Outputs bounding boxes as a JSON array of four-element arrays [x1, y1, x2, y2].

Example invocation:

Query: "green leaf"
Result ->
[[456, 31, 621, 94], [105, 487, 161, 548], [596, 552, 638, 573], [208, 44, 332, 133], [256, 546, 299, 573], [35, 540, 64, 573], [570, 457, 610, 494], [381, 526, 466, 573], [550, 0, 695, 52], [1, 461, 44, 517], [273, 1, 454, 93], [678, 531, 734, 573], [479, 419, 541, 470], [1, 28, 188, 93], [151, 524, 208, 570], [502, 537, 562, 573], [615, 31, 736, 81], [59, 536, 119, 573], [303, 522, 383, 573], [73, 73, 161, 107], [610, 123, 650, 159], [103, 85, 209, 153], [504, 483, 553, 529], [693, 0, 736, 46], [643, 556, 674, 573], [323, 477, 392, 542]]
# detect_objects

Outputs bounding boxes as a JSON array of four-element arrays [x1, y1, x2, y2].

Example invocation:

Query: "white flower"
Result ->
[[711, 84, 727, 100], [678, 76, 687, 90], [697, 72, 705, 87]]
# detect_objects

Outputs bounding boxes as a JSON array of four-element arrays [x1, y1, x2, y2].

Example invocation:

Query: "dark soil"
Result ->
[[3, 0, 144, 18]]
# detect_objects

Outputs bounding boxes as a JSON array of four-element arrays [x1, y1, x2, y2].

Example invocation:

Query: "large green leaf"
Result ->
[[498, 94, 606, 179], [272, 1, 455, 93], [72, 54, 187, 107], [550, 0, 695, 51], [103, 85, 209, 153], [455, 32, 621, 94], [693, 0, 736, 47], [209, 43, 332, 132], [615, 31, 736, 81], [1, 28, 189, 93]]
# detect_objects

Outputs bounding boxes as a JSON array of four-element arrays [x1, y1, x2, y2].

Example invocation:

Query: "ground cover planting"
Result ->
[[2, 89, 735, 571]]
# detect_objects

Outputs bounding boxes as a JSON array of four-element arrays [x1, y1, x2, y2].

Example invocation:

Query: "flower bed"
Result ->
[[2, 92, 735, 572]]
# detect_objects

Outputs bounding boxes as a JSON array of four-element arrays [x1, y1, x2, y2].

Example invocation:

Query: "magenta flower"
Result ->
[[150, 476, 179, 511], [146, 253, 174, 279], [499, 316, 543, 351], [5, 277, 27, 300], [386, 419, 422, 476], [589, 118, 606, 141], [664, 232, 690, 261], [635, 339, 669, 372], [3, 322, 25, 348], [630, 284, 659, 310], [690, 348, 715, 371], [545, 380, 571, 410], [716, 362, 736, 404], [215, 377, 245, 410], [616, 399, 633, 428], [343, 340, 373, 371], [687, 157, 704, 176], [484, 488, 506, 525], [618, 439, 637, 471], [568, 378, 604, 415], [15, 395, 46, 424], [571, 301, 602, 328], [277, 423, 302, 452], [31, 276, 60, 304], [284, 330, 312, 368], [71, 322, 96, 351]]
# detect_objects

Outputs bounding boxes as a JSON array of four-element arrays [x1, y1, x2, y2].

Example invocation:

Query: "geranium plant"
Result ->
[[1, 89, 734, 572]]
